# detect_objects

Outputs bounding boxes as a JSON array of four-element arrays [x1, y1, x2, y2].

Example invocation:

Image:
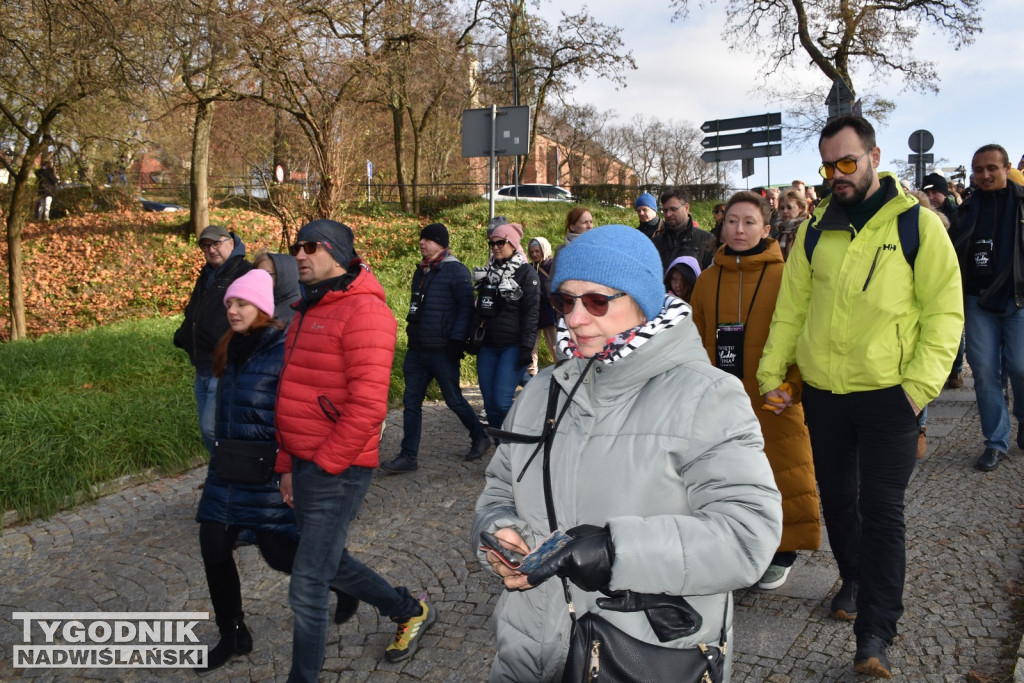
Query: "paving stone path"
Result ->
[[2, 381, 1023, 682]]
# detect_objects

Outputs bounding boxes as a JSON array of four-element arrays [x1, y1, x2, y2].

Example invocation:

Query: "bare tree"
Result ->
[[659, 120, 718, 186], [670, 0, 981, 130], [235, 0, 367, 220], [158, 0, 252, 234], [616, 115, 665, 186], [477, 1, 635, 178], [353, 0, 482, 213], [0, 0, 146, 339]]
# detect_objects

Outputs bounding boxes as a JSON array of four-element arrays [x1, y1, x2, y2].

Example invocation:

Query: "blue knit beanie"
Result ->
[[634, 193, 658, 212], [551, 225, 665, 321]]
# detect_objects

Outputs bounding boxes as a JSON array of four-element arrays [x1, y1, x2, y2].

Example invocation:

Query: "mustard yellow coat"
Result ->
[[691, 238, 820, 553]]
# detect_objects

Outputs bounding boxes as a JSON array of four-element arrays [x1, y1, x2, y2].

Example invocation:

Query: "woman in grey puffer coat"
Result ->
[[473, 225, 782, 682]]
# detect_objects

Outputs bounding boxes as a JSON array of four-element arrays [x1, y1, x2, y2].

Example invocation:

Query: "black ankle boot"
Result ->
[[201, 618, 252, 673]]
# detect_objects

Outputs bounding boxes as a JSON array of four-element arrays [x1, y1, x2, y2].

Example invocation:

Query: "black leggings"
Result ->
[[199, 521, 297, 573], [199, 522, 298, 631]]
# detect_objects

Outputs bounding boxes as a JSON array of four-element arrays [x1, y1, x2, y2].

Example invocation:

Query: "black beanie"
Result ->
[[295, 219, 356, 266], [419, 222, 449, 249]]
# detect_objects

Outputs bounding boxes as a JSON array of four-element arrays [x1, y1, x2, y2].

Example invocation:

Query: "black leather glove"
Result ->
[[446, 339, 465, 363], [526, 524, 614, 592], [596, 591, 702, 642], [517, 347, 533, 370]]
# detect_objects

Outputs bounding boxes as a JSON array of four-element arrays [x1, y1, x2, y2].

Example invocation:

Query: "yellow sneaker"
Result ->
[[384, 600, 435, 663]]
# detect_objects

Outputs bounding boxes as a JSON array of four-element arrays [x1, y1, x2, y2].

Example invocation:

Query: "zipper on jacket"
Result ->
[[896, 323, 904, 374], [862, 247, 881, 291]]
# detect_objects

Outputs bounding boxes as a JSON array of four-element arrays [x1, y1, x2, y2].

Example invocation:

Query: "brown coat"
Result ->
[[691, 239, 820, 553]]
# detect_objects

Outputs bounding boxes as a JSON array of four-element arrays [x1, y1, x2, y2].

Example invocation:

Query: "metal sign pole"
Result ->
[[489, 105, 497, 221]]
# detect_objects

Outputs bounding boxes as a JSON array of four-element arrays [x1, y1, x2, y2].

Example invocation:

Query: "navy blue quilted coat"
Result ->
[[196, 325, 296, 537]]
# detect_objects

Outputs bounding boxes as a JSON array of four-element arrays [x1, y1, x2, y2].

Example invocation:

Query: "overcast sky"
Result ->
[[533, 0, 1022, 190]]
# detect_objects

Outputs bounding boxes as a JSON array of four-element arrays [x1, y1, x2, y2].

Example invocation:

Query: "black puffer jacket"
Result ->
[[407, 254, 475, 350], [173, 234, 251, 372], [473, 257, 540, 351], [196, 325, 294, 536], [651, 217, 717, 271]]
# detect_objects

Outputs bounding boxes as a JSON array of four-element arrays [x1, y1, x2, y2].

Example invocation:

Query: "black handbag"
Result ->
[[502, 370, 728, 683], [465, 320, 486, 355], [562, 611, 724, 683], [213, 439, 278, 485]]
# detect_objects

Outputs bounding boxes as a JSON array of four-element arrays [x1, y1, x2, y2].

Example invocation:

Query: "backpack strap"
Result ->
[[802, 213, 821, 265], [898, 204, 920, 268], [803, 205, 920, 268]]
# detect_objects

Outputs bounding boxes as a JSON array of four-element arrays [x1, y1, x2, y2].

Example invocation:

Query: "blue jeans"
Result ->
[[193, 372, 218, 456], [964, 295, 1024, 452], [288, 459, 419, 682], [400, 348, 486, 459], [476, 345, 524, 431]]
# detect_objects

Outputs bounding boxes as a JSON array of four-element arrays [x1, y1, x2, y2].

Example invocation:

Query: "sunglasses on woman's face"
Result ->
[[488, 238, 509, 249], [288, 242, 320, 256], [550, 291, 627, 317]]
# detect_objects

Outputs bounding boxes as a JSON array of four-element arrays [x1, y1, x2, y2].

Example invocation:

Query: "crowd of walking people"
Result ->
[[171, 114, 1022, 680]]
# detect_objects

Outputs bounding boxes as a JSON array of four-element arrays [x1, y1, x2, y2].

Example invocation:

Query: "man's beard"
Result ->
[[830, 173, 873, 207]]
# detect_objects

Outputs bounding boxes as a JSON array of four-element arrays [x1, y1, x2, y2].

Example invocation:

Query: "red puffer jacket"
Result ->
[[274, 263, 397, 475]]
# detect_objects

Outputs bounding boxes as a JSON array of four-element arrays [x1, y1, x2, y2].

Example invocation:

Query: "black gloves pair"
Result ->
[[526, 524, 702, 643], [517, 347, 533, 370], [526, 524, 614, 593], [446, 339, 465, 363]]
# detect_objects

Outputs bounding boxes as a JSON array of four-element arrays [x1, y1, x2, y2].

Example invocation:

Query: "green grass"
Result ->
[[0, 316, 204, 520]]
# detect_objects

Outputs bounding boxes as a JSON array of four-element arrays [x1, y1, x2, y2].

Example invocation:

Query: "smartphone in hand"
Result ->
[[517, 530, 571, 575], [480, 531, 524, 569]]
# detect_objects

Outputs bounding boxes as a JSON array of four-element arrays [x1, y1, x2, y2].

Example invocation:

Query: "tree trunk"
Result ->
[[5, 155, 40, 341], [190, 99, 215, 236], [392, 107, 411, 213], [409, 110, 422, 215]]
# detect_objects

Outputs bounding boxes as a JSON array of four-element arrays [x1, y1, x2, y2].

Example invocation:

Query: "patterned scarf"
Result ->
[[483, 252, 528, 302], [556, 294, 691, 364], [419, 248, 450, 273]]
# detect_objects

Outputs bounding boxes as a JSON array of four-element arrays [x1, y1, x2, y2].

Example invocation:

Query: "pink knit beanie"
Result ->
[[224, 269, 275, 317], [493, 223, 525, 253]]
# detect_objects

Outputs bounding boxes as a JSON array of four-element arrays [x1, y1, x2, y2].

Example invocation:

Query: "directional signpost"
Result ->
[[701, 113, 782, 185]]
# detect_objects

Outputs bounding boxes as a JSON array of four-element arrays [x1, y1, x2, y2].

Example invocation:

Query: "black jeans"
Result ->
[[802, 384, 919, 643]]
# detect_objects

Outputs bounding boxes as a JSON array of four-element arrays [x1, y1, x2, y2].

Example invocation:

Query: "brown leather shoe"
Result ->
[[946, 372, 964, 389], [916, 428, 927, 460]]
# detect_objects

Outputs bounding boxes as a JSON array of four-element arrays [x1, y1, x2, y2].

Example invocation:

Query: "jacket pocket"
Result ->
[[318, 395, 340, 423]]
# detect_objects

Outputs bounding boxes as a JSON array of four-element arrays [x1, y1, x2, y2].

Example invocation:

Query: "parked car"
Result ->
[[481, 184, 575, 202], [139, 198, 184, 212]]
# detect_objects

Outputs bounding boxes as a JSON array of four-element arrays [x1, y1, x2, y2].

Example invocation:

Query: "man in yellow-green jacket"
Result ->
[[757, 115, 963, 679]]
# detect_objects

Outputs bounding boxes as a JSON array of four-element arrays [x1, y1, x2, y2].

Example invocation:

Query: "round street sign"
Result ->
[[908, 130, 934, 153]]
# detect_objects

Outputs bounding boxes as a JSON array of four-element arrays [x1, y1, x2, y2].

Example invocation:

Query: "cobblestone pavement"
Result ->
[[2, 381, 1022, 682]]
